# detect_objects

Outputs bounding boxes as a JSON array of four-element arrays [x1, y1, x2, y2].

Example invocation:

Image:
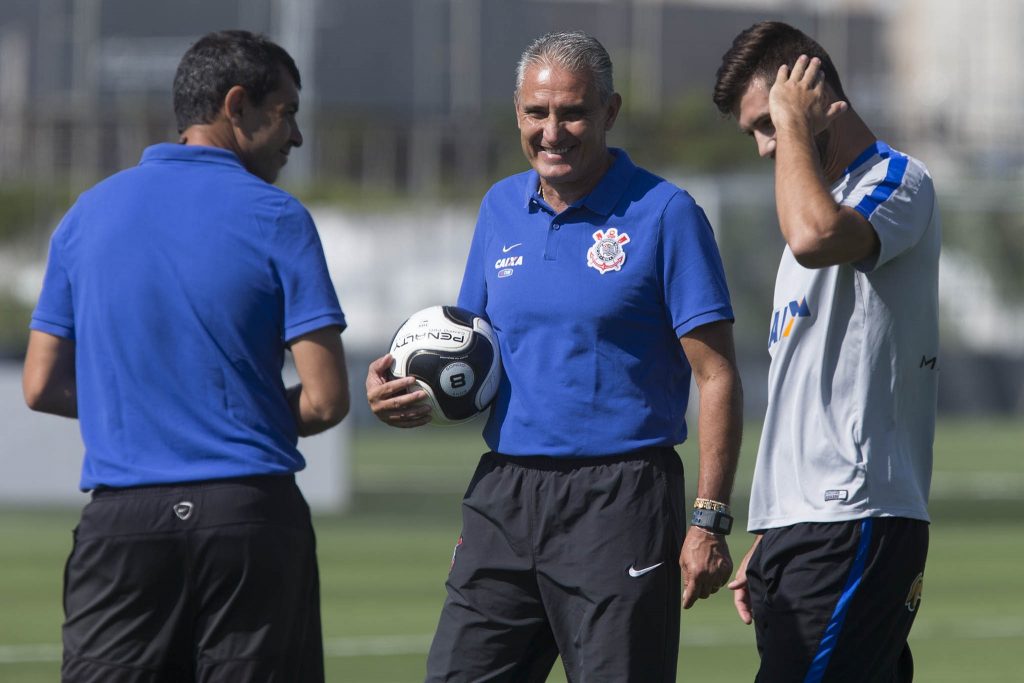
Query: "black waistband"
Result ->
[[486, 446, 678, 472], [91, 473, 297, 499]]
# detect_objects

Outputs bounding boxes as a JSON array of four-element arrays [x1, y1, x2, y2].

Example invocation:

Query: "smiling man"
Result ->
[[23, 30, 348, 681], [366, 30, 743, 681]]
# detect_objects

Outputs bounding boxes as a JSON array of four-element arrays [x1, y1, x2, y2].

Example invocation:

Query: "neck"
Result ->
[[821, 109, 877, 183], [179, 120, 242, 157]]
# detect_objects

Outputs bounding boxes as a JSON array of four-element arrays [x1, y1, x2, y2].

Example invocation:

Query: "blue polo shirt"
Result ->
[[458, 149, 733, 456], [30, 144, 345, 489]]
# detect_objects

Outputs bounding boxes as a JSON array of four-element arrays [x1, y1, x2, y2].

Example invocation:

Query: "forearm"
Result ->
[[694, 367, 743, 504], [23, 331, 78, 418], [25, 382, 78, 418], [678, 323, 740, 606], [287, 383, 348, 437], [773, 123, 844, 258], [287, 327, 350, 437]]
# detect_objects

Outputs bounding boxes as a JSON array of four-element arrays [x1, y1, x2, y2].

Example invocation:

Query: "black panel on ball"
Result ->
[[407, 350, 476, 420], [441, 306, 477, 328], [464, 336, 494, 380], [406, 335, 494, 421]]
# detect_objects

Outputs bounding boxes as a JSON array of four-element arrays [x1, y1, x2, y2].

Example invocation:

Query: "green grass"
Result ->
[[0, 417, 1021, 682]]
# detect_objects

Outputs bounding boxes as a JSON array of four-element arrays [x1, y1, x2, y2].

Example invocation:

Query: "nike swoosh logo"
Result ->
[[628, 562, 664, 578], [502, 243, 522, 253]]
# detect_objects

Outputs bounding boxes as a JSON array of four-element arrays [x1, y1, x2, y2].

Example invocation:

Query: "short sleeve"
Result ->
[[272, 198, 346, 343], [660, 192, 734, 338], [30, 211, 77, 339], [456, 199, 489, 319], [842, 156, 935, 272]]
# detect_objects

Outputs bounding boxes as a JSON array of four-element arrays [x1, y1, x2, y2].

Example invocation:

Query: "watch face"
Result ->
[[691, 508, 733, 535]]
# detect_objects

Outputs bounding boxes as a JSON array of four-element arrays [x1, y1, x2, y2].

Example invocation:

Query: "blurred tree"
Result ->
[[941, 191, 1024, 306], [614, 91, 759, 175]]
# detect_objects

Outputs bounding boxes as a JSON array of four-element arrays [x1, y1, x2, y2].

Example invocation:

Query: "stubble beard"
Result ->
[[815, 128, 832, 169]]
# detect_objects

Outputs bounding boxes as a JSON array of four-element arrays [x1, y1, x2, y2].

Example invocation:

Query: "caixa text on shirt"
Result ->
[[495, 256, 523, 269]]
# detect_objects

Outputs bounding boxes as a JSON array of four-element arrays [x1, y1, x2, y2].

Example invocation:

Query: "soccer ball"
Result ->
[[388, 305, 501, 425]]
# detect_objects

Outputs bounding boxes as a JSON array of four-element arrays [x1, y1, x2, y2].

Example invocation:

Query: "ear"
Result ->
[[513, 94, 523, 131], [603, 93, 622, 132], [821, 84, 849, 127], [223, 85, 248, 127]]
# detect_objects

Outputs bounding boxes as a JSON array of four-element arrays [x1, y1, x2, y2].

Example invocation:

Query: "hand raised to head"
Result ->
[[769, 54, 848, 136]]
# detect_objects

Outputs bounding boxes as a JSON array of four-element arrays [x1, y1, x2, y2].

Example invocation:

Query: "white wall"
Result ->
[[313, 205, 477, 355], [889, 0, 1024, 176], [0, 364, 352, 511]]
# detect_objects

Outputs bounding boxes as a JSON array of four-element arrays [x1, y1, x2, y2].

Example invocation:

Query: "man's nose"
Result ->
[[542, 116, 561, 142]]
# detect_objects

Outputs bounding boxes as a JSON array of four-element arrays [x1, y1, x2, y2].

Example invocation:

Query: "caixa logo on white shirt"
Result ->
[[768, 296, 812, 349]]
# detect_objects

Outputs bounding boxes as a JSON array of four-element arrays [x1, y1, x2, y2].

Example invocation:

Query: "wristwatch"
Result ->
[[690, 507, 733, 535]]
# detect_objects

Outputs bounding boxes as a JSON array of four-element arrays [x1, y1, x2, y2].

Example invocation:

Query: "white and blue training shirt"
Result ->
[[749, 141, 941, 531]]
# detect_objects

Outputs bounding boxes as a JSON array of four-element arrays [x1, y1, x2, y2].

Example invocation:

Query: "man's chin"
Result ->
[[256, 167, 279, 184], [814, 129, 831, 166], [533, 162, 574, 181]]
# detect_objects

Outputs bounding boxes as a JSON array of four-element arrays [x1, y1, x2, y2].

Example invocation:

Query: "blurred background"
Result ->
[[0, 1, 1021, 681]]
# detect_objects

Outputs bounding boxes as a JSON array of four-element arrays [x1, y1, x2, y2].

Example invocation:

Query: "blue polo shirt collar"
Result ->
[[523, 147, 637, 215], [140, 143, 246, 170]]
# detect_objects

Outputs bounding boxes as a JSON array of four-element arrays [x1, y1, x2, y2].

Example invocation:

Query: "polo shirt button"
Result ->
[[552, 222, 560, 230]]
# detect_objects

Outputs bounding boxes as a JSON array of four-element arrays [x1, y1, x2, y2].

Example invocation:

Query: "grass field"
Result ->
[[1, 417, 1022, 682]]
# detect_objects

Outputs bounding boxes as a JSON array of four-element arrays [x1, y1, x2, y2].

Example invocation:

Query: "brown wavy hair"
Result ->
[[712, 21, 847, 117]]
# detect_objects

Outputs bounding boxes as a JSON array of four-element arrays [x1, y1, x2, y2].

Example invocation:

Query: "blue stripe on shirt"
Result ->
[[843, 141, 886, 176], [803, 518, 875, 683], [851, 145, 909, 221]]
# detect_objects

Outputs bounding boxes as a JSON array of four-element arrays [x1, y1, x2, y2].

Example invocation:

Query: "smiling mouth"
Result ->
[[541, 146, 573, 156]]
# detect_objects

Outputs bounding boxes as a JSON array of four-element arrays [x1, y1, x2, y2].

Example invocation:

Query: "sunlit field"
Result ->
[[1, 418, 1021, 682]]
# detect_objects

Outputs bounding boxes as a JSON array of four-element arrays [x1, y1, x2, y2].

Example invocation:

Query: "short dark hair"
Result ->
[[172, 30, 301, 134], [713, 21, 847, 117]]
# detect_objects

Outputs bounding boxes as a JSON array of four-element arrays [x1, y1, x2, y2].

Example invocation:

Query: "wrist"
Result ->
[[693, 497, 732, 515], [690, 503, 734, 536], [774, 117, 818, 145], [690, 525, 726, 539]]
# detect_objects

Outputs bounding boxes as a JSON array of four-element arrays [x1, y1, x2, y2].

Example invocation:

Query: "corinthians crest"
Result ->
[[587, 228, 630, 274]]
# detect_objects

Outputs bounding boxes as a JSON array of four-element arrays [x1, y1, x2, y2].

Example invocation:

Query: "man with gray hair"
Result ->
[[367, 30, 743, 680]]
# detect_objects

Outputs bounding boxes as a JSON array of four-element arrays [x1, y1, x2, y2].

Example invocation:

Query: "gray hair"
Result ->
[[514, 31, 614, 103]]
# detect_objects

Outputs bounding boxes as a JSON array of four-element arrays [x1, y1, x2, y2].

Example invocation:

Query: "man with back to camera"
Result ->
[[712, 21, 940, 682], [366, 31, 743, 681], [22, 30, 348, 681]]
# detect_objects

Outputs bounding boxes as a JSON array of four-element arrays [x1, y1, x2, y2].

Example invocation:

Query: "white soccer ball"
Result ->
[[388, 305, 501, 425]]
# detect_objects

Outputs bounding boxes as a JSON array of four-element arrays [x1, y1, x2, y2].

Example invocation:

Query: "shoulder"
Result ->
[[264, 193, 318, 244], [628, 165, 703, 217], [209, 170, 311, 225], [839, 143, 936, 222], [481, 170, 533, 206], [74, 164, 148, 207], [269, 188, 311, 218], [897, 152, 935, 199], [859, 144, 935, 199], [52, 170, 138, 240], [231, 171, 303, 212], [474, 170, 534, 230]]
